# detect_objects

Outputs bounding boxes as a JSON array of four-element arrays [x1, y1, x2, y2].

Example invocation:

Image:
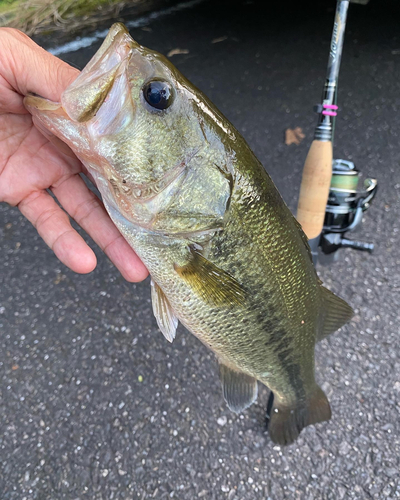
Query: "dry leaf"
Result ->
[[167, 48, 189, 57], [285, 127, 306, 146], [212, 36, 228, 44], [54, 273, 66, 285]]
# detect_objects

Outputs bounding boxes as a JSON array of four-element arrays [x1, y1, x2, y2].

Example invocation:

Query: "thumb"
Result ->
[[0, 28, 79, 107]]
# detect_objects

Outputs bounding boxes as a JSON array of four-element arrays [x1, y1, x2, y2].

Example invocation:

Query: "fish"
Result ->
[[24, 23, 354, 445]]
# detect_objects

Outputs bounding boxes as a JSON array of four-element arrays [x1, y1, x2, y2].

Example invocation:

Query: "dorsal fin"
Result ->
[[317, 286, 354, 341]]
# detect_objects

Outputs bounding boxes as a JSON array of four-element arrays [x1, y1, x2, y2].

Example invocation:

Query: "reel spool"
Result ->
[[319, 159, 378, 262]]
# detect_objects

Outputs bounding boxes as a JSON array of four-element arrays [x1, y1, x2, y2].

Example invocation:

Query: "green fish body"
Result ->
[[25, 24, 353, 445]]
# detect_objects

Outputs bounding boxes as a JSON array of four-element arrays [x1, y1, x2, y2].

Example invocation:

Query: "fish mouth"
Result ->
[[24, 23, 139, 124], [61, 23, 138, 123]]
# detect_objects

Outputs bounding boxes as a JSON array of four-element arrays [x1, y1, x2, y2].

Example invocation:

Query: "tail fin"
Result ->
[[266, 385, 331, 445]]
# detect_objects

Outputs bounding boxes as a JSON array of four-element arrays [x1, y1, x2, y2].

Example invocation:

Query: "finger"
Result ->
[[18, 190, 97, 274], [0, 28, 79, 111], [52, 174, 148, 283]]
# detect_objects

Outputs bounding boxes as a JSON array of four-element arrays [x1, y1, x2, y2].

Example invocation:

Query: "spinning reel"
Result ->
[[319, 159, 378, 262]]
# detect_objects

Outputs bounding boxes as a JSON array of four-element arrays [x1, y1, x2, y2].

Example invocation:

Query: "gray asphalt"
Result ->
[[1, 0, 400, 498]]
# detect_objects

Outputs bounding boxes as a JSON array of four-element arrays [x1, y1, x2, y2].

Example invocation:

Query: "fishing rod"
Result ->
[[296, 0, 377, 263]]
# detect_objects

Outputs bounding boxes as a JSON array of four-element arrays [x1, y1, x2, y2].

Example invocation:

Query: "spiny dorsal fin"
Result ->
[[317, 286, 354, 341], [174, 247, 246, 307], [219, 363, 258, 413], [150, 279, 178, 343]]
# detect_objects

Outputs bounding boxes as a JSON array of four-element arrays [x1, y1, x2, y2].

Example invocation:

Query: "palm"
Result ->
[[1, 113, 80, 201], [0, 105, 148, 281]]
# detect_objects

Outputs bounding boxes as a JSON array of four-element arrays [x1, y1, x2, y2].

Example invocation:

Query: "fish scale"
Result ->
[[24, 23, 353, 445], [117, 153, 319, 403]]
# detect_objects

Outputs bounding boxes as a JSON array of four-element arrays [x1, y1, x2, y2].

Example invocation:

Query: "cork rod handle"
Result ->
[[296, 140, 332, 240]]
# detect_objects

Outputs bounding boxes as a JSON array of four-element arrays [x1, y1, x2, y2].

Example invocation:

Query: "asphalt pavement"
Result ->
[[1, 0, 400, 498]]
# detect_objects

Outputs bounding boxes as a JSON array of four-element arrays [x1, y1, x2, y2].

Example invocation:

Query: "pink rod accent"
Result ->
[[323, 104, 338, 109], [322, 111, 337, 116]]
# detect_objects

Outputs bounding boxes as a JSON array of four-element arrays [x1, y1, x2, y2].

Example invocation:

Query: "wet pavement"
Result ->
[[1, 0, 400, 498]]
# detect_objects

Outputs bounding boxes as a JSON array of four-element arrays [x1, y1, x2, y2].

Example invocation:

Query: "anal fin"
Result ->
[[219, 363, 258, 413], [318, 286, 354, 341], [266, 385, 331, 446], [151, 279, 178, 343]]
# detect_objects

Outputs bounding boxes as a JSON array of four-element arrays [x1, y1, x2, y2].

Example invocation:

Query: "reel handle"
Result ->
[[341, 238, 374, 252]]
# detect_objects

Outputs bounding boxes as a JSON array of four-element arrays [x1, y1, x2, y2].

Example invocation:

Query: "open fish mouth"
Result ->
[[61, 24, 137, 124], [25, 24, 137, 124]]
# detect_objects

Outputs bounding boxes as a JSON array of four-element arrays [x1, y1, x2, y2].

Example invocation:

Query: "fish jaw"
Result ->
[[61, 23, 137, 123], [23, 23, 137, 162]]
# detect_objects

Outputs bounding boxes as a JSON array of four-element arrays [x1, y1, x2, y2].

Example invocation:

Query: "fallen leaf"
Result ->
[[54, 273, 66, 285], [12, 365, 19, 371], [212, 36, 228, 44], [167, 48, 189, 57], [285, 127, 306, 146]]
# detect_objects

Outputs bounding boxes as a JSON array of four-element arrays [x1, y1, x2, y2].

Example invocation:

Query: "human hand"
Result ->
[[0, 28, 148, 281]]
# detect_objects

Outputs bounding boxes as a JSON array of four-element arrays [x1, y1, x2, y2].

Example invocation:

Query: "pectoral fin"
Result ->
[[219, 363, 258, 413], [151, 279, 178, 343], [317, 286, 354, 341], [174, 246, 246, 307]]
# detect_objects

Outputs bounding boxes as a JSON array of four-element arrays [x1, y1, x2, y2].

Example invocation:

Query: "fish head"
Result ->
[[25, 24, 236, 233]]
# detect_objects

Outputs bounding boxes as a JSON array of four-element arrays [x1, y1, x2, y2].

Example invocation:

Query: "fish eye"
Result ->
[[142, 79, 174, 111]]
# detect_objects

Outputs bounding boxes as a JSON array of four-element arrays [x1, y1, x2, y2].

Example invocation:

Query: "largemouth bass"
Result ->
[[25, 24, 353, 445]]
